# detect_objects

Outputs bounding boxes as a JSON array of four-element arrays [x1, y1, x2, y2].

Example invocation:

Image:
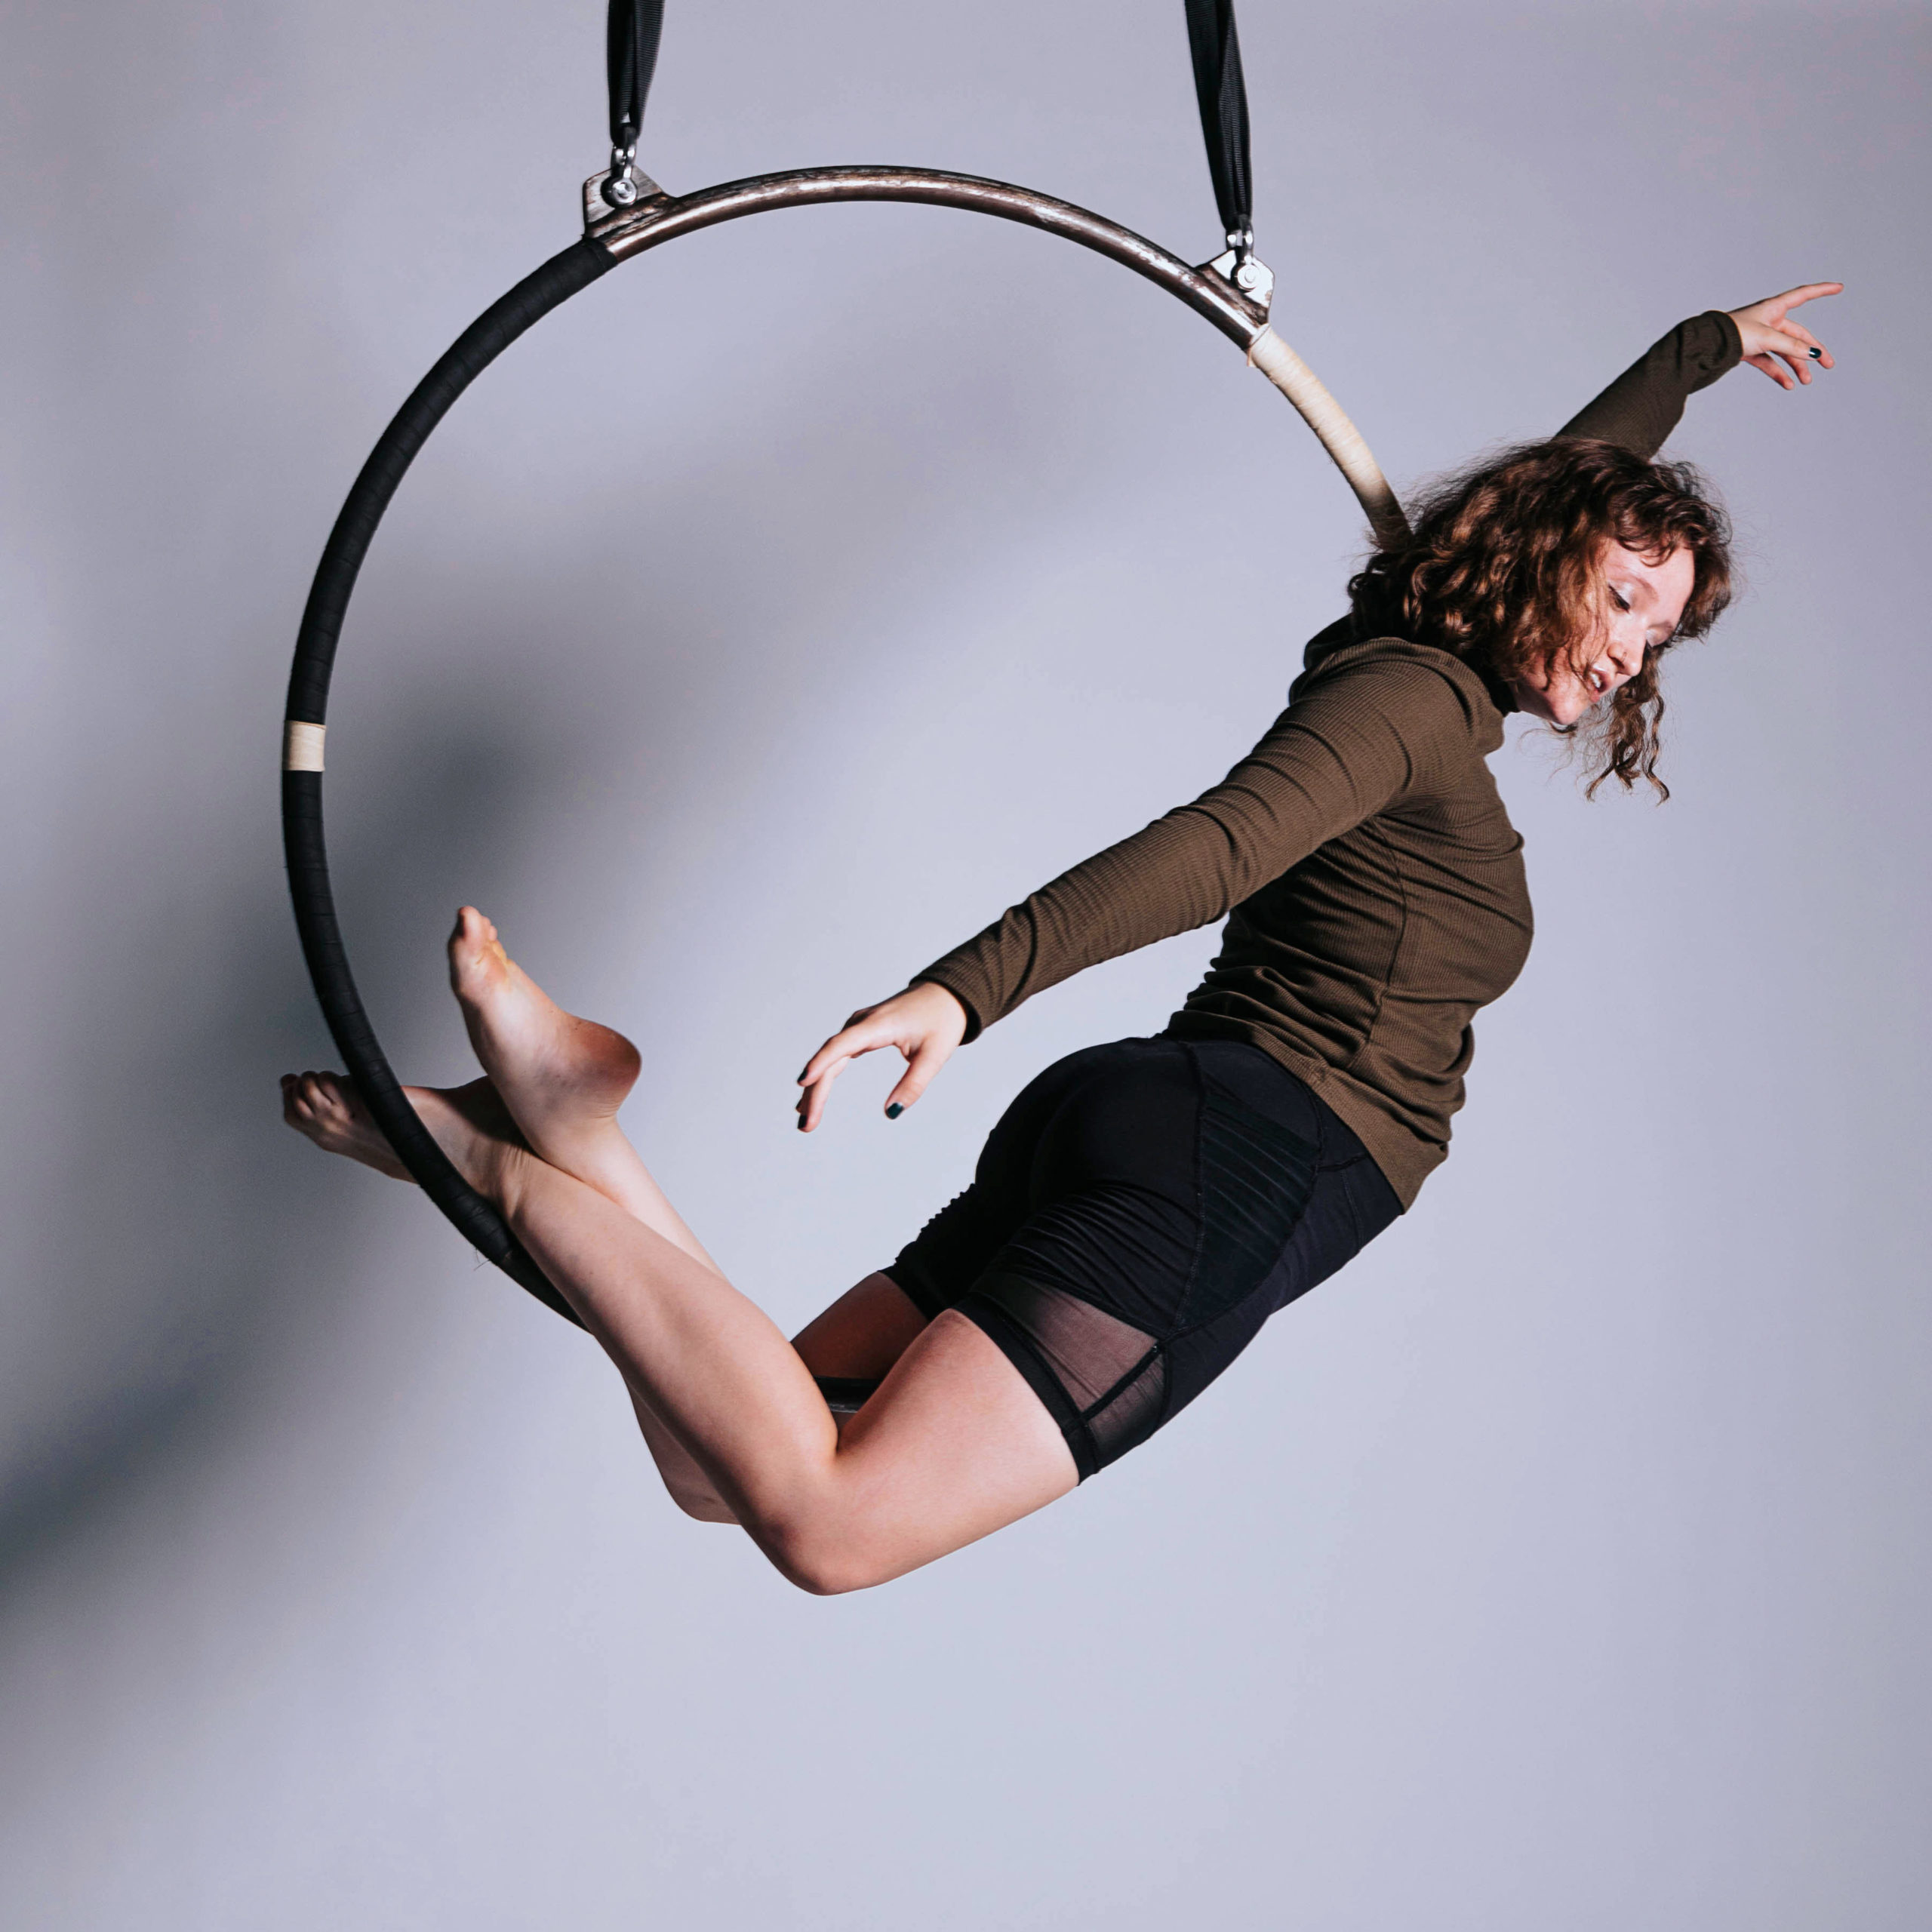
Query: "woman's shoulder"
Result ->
[[1286, 622, 1509, 752]]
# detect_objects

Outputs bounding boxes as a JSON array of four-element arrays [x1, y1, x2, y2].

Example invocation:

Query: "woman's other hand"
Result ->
[[1727, 283, 1843, 389], [796, 982, 969, 1132]]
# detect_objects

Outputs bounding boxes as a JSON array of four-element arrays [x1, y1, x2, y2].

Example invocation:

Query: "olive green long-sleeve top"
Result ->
[[916, 312, 1742, 1207]]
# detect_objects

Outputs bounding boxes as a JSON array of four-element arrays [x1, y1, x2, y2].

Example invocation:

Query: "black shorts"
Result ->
[[879, 1035, 1401, 1479]]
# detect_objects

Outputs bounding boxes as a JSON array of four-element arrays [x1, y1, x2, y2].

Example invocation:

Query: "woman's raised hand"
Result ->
[[795, 981, 970, 1132], [1727, 283, 1843, 389]]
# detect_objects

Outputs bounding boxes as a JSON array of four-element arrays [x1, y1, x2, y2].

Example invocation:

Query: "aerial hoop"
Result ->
[[283, 11, 1407, 1327]]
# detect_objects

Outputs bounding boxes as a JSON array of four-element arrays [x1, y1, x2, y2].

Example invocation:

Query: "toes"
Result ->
[[448, 906, 506, 986], [287, 1070, 354, 1130], [454, 905, 494, 949], [284, 1071, 327, 1131]]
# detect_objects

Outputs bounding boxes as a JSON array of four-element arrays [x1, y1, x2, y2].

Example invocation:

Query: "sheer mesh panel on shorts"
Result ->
[[972, 1272, 1168, 1469], [1084, 1349, 1168, 1463]]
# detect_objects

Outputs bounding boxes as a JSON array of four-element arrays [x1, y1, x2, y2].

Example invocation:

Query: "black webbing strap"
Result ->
[[1183, 0, 1254, 242], [608, 0, 666, 155]]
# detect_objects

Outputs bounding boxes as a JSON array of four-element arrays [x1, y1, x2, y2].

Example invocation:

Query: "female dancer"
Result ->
[[285, 285, 1838, 1594]]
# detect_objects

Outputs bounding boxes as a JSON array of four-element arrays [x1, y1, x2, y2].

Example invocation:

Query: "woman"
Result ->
[[284, 284, 1839, 1594]]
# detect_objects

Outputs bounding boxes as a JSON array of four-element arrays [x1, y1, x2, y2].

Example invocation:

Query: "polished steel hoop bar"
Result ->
[[589, 165, 1407, 546], [282, 163, 1407, 1325]]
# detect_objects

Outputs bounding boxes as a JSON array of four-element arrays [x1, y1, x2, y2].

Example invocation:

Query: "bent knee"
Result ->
[[762, 1521, 895, 1597]]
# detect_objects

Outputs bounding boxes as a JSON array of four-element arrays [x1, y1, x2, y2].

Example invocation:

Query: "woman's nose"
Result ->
[[1607, 624, 1645, 679]]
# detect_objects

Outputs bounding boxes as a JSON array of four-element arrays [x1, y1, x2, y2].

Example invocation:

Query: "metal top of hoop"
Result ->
[[572, 161, 1401, 550], [580, 162, 1275, 346]]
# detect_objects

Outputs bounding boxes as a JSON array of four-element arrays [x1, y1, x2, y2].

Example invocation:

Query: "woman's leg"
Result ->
[[280, 1072, 936, 1531], [629, 1274, 931, 1527], [463, 1115, 1075, 1589], [285, 913, 1075, 1592], [789, 1272, 932, 1377], [280, 1066, 739, 1517], [439, 909, 1076, 1591], [430, 911, 946, 1485]]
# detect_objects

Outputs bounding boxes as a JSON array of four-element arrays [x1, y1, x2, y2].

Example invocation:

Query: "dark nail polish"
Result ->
[[885, 1103, 903, 1119], [1807, 346, 1822, 359]]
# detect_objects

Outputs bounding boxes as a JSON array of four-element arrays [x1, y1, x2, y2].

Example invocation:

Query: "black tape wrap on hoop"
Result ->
[[284, 235, 616, 1327]]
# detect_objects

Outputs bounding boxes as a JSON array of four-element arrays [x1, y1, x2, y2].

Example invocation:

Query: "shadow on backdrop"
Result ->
[[0, 704, 549, 1614], [0, 271, 1075, 1619]]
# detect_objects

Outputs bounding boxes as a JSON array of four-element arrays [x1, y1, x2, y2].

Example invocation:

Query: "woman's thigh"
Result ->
[[780, 1309, 1078, 1591], [792, 1271, 931, 1380]]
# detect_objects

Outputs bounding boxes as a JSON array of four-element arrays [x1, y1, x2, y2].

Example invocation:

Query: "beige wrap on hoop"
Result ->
[[281, 721, 326, 772], [1247, 326, 1408, 552]]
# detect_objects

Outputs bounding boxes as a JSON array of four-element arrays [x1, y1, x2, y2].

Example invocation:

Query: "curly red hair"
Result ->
[[1349, 439, 1734, 796]]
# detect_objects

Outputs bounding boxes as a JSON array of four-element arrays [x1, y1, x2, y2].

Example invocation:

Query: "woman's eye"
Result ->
[[1608, 586, 1632, 613]]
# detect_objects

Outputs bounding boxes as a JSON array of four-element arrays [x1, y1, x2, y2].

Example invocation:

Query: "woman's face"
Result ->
[[1509, 540, 1696, 727]]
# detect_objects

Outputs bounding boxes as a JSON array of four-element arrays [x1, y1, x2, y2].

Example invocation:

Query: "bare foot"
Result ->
[[282, 1070, 415, 1180], [281, 1069, 528, 1202], [445, 906, 641, 1176]]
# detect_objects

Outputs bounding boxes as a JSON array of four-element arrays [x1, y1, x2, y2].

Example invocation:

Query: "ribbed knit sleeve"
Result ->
[[1558, 309, 1743, 457], [914, 648, 1487, 1039]]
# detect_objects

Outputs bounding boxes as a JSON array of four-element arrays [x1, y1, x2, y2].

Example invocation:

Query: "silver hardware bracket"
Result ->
[[585, 161, 669, 236], [591, 145, 668, 218], [1201, 229, 1274, 318]]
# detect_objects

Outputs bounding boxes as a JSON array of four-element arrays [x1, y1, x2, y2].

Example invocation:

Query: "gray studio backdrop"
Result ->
[[3, 2, 1927, 1926]]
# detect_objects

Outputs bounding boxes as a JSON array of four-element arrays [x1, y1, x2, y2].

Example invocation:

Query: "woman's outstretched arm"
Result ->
[[796, 642, 1495, 1128], [787, 651, 1432, 1125], [1558, 283, 1841, 456]]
